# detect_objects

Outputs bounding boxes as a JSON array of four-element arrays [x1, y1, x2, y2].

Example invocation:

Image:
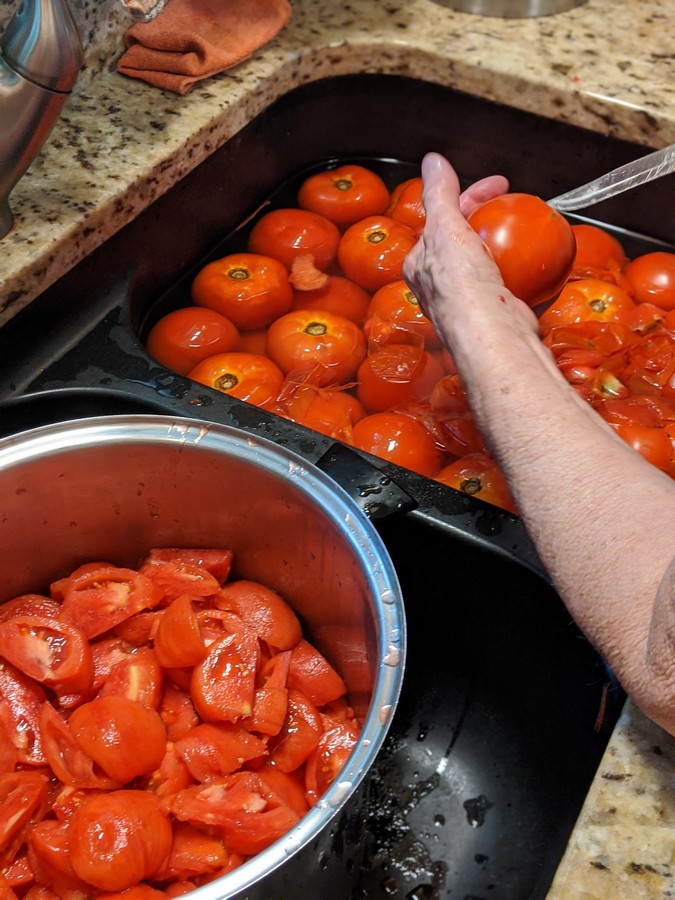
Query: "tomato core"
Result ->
[[368, 231, 387, 245], [216, 373, 239, 390], [334, 179, 351, 191], [228, 268, 251, 281], [461, 477, 483, 495], [304, 322, 328, 336]]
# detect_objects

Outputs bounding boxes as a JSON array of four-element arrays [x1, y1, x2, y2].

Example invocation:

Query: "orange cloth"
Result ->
[[117, 0, 291, 95]]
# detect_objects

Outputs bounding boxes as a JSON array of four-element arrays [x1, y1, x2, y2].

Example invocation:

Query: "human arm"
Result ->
[[404, 151, 675, 736]]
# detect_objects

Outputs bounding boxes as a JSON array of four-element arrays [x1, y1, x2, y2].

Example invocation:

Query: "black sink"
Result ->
[[2, 73, 667, 898]]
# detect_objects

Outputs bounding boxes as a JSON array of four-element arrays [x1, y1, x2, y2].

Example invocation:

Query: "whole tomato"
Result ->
[[191, 252, 293, 331], [624, 251, 675, 310], [338, 215, 417, 292], [351, 411, 444, 478], [356, 344, 445, 413], [248, 208, 340, 271], [435, 453, 518, 514], [538, 278, 636, 335], [276, 384, 366, 440], [297, 164, 390, 229], [365, 279, 441, 349], [146, 307, 240, 375], [266, 309, 367, 386], [571, 223, 628, 273], [385, 176, 425, 235], [291, 274, 371, 326], [467, 193, 576, 307], [187, 352, 284, 409]]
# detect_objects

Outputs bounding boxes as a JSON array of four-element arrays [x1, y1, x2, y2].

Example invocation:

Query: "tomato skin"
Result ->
[[297, 164, 390, 228], [0, 616, 93, 701], [338, 216, 418, 292], [385, 177, 425, 235], [366, 279, 441, 349], [538, 278, 636, 335], [68, 695, 167, 783], [248, 208, 341, 272], [625, 252, 675, 310], [356, 345, 445, 413], [436, 453, 518, 514], [191, 252, 293, 330], [291, 274, 371, 326], [187, 352, 284, 410], [146, 307, 240, 376], [571, 224, 628, 274], [266, 309, 367, 386], [69, 790, 172, 891], [215, 580, 302, 651], [351, 411, 444, 478], [468, 193, 576, 307]]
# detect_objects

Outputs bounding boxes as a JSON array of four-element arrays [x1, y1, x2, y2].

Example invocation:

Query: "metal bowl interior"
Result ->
[[0, 414, 405, 898]]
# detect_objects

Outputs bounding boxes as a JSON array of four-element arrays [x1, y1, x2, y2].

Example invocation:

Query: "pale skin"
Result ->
[[403, 152, 675, 737]]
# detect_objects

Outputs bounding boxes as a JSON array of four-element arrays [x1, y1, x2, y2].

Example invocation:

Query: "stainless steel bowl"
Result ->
[[0, 414, 406, 898], [434, 0, 586, 16]]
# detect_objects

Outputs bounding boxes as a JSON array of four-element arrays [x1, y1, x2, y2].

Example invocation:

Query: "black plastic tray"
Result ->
[[2, 73, 668, 898]]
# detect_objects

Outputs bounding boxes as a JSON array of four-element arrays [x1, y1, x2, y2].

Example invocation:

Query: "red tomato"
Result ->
[[624, 252, 675, 310], [297, 164, 390, 228], [158, 682, 199, 743], [265, 309, 367, 386], [613, 421, 672, 471], [140, 559, 220, 604], [146, 307, 240, 376], [435, 453, 518, 514], [255, 763, 309, 817], [28, 818, 91, 894], [97, 645, 164, 709], [287, 639, 346, 707], [338, 215, 417, 292], [191, 626, 259, 723], [154, 596, 206, 669], [291, 274, 371, 326], [571, 224, 628, 273], [248, 208, 340, 272], [0, 662, 47, 766], [40, 702, 120, 790], [538, 278, 636, 335], [0, 771, 49, 859], [385, 177, 425, 235], [270, 690, 323, 773], [214, 580, 302, 650], [158, 822, 227, 883], [187, 352, 284, 410], [468, 193, 576, 307], [68, 695, 166, 783], [141, 547, 234, 585], [57, 566, 163, 640], [0, 616, 93, 700], [0, 594, 60, 623], [174, 722, 267, 781], [351, 411, 444, 478], [69, 790, 172, 891], [248, 651, 290, 736], [237, 326, 269, 355], [356, 345, 445, 413], [191, 252, 293, 330], [305, 720, 359, 804], [366, 279, 441, 349], [277, 384, 366, 440]]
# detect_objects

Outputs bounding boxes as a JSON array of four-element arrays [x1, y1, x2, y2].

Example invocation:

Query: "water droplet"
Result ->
[[379, 704, 393, 725], [380, 588, 397, 605], [357, 483, 382, 497], [463, 794, 493, 828], [434, 814, 445, 827], [384, 644, 401, 667]]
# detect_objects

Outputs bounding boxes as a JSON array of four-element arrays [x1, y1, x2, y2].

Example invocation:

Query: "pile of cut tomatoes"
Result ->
[[0, 549, 359, 897], [146, 163, 675, 514]]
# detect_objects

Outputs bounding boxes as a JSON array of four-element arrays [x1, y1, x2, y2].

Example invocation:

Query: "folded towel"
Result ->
[[117, 0, 292, 95]]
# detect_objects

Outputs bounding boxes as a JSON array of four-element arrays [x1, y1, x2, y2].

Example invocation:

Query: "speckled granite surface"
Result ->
[[0, 1, 674, 895]]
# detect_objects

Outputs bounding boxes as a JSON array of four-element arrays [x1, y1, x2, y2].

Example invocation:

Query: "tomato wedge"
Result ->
[[0, 661, 48, 766], [158, 822, 228, 883], [174, 722, 268, 781], [57, 566, 163, 639], [305, 720, 359, 804], [190, 626, 259, 723], [39, 702, 121, 791], [0, 770, 49, 857], [287, 639, 346, 707], [154, 596, 206, 668], [215, 580, 302, 650], [248, 651, 290, 736], [27, 819, 91, 894], [0, 616, 93, 700], [270, 689, 323, 773], [97, 645, 163, 709]]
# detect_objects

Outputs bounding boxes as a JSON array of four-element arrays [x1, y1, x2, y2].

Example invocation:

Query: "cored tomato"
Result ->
[[351, 411, 444, 478], [290, 274, 371, 326], [385, 176, 425, 235], [265, 309, 367, 386], [68, 790, 172, 891], [191, 252, 293, 330], [338, 216, 418, 292], [248, 208, 340, 272], [146, 307, 240, 376], [624, 251, 675, 310], [187, 352, 284, 410], [538, 278, 636, 335], [297, 164, 390, 228], [365, 279, 441, 349], [435, 453, 518, 514], [468, 193, 576, 307]]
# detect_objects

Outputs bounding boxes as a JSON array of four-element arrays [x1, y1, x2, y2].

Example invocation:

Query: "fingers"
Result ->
[[459, 174, 510, 218]]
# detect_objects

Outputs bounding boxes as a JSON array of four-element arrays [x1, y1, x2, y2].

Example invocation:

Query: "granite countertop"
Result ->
[[1, 0, 674, 896]]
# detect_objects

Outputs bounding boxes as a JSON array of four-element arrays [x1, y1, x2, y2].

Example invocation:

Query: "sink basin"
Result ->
[[1, 72, 667, 897]]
